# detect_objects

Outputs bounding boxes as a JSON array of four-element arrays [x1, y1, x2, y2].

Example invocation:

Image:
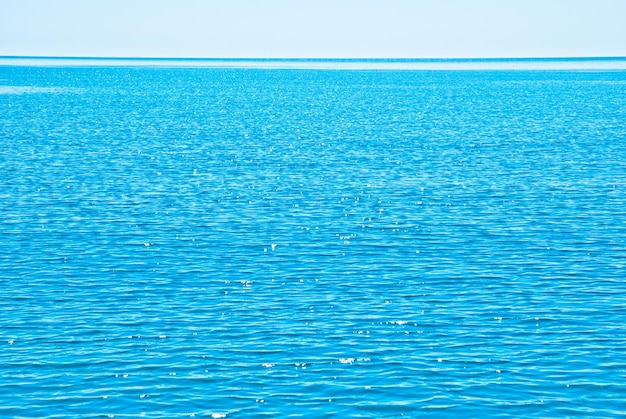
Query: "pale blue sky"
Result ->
[[1, 0, 625, 58]]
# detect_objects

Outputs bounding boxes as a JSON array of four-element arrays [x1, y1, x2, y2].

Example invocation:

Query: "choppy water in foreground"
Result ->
[[1, 62, 626, 417]]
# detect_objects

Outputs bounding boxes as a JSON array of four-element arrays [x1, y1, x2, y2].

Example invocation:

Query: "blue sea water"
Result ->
[[1, 60, 626, 418]]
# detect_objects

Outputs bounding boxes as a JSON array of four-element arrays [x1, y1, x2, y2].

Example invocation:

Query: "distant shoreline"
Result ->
[[2, 56, 626, 70]]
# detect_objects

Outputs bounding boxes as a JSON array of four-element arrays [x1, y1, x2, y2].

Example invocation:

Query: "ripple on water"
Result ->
[[1, 65, 625, 417]]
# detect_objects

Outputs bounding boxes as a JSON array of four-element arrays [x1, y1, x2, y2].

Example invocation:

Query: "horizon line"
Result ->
[[3, 55, 626, 71], [2, 55, 626, 61]]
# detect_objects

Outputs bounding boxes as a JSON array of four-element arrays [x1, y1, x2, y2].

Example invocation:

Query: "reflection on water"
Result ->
[[0, 85, 81, 94]]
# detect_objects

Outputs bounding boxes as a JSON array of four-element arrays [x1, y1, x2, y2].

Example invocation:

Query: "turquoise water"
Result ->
[[1, 61, 626, 417]]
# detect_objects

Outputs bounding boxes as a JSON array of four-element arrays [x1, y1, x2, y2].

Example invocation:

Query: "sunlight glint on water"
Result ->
[[1, 61, 626, 417]]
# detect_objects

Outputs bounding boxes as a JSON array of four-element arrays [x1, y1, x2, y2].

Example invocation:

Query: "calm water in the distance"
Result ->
[[1, 60, 626, 417]]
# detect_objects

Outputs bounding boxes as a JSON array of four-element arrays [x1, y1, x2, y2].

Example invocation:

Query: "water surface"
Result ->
[[1, 62, 626, 417]]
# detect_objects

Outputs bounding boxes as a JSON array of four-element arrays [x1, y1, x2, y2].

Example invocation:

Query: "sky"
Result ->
[[1, 0, 625, 59]]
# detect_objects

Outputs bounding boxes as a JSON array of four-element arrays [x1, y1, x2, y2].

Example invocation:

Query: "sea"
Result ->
[[1, 58, 626, 418]]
